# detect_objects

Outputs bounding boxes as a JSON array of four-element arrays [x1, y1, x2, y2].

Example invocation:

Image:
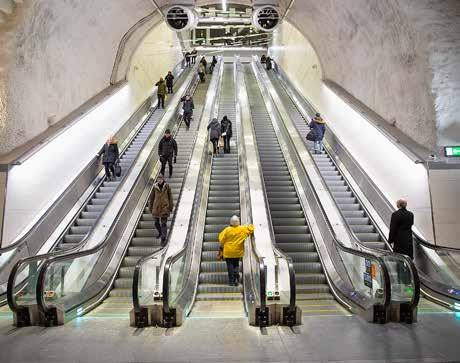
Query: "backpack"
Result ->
[[306, 129, 317, 141]]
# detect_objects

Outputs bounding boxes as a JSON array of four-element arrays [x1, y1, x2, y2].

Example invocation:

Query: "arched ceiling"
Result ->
[[0, 0, 458, 155]]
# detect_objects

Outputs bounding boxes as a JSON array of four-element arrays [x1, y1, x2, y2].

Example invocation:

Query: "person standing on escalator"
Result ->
[[149, 174, 173, 247], [207, 118, 221, 157], [155, 77, 166, 109], [165, 71, 174, 94], [97, 136, 119, 181], [220, 115, 232, 154], [158, 129, 178, 178], [308, 113, 326, 154], [180, 94, 194, 129], [218, 216, 255, 286]]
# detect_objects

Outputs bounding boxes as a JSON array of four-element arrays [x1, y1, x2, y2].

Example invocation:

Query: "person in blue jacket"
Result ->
[[309, 113, 326, 154]]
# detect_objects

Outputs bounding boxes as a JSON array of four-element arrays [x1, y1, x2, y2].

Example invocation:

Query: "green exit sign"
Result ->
[[444, 146, 460, 157]]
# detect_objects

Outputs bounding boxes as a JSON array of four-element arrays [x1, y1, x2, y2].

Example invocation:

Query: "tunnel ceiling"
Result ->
[[0, 0, 458, 155]]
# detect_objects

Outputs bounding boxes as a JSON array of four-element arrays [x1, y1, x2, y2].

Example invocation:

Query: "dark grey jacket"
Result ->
[[98, 143, 119, 164], [158, 136, 178, 158], [181, 97, 194, 114], [207, 119, 221, 140]]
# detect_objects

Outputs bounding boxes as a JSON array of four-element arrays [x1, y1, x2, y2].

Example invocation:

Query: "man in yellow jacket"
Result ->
[[218, 216, 255, 286]]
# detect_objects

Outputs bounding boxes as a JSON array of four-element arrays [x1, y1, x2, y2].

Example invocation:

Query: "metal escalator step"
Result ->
[[206, 210, 240, 217], [207, 203, 240, 210], [297, 293, 335, 301], [122, 256, 143, 267], [355, 233, 381, 242], [81, 211, 101, 219], [351, 225, 375, 234], [200, 261, 227, 272], [128, 247, 159, 256], [196, 292, 242, 301], [339, 204, 361, 211], [114, 278, 133, 289], [70, 226, 91, 234], [342, 210, 366, 218], [131, 237, 162, 247], [335, 197, 357, 205], [204, 225, 228, 233], [275, 234, 313, 243], [273, 226, 309, 235], [268, 204, 301, 211], [286, 252, 319, 263], [91, 199, 108, 206], [63, 234, 84, 243], [271, 210, 303, 218], [269, 197, 300, 204], [297, 284, 330, 294], [362, 241, 387, 250], [277, 242, 316, 252], [266, 191, 298, 198], [109, 288, 132, 298], [346, 217, 370, 225], [296, 273, 327, 284], [100, 187, 117, 193], [118, 267, 135, 278], [199, 272, 228, 284], [198, 284, 241, 294], [293, 262, 323, 273], [203, 242, 221, 251], [202, 251, 220, 261], [86, 205, 105, 212], [208, 197, 240, 203], [272, 218, 306, 226]]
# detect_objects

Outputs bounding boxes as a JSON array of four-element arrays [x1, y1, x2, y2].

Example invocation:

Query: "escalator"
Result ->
[[243, 64, 347, 316], [192, 63, 246, 317], [84, 76, 211, 317]]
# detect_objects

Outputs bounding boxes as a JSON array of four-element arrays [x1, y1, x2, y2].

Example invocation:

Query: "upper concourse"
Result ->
[[0, 0, 459, 157]]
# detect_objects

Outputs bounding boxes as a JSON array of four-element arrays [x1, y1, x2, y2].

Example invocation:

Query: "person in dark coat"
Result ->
[[308, 113, 326, 154], [266, 56, 272, 70], [389, 199, 414, 258], [220, 115, 233, 154], [191, 49, 197, 64], [165, 71, 174, 94], [200, 56, 207, 73], [185, 51, 191, 67], [261, 54, 267, 64], [210, 56, 217, 73], [389, 199, 414, 284], [158, 129, 178, 177], [149, 174, 173, 246], [207, 118, 221, 156], [180, 94, 194, 129], [155, 78, 167, 109], [97, 136, 119, 181]]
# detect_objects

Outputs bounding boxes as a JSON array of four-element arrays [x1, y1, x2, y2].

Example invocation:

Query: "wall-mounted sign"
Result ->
[[444, 146, 460, 157]]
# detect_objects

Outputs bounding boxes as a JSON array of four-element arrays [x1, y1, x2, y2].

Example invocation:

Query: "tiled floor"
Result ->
[[0, 307, 459, 362]]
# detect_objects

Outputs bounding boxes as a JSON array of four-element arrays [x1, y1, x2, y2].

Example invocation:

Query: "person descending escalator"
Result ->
[[185, 51, 191, 67], [180, 93, 194, 129], [220, 115, 232, 154], [158, 129, 178, 178], [165, 71, 174, 94], [191, 49, 197, 64], [149, 174, 173, 247], [198, 63, 206, 83], [307, 113, 326, 154], [210, 55, 218, 74], [207, 118, 221, 157], [218, 216, 255, 286], [200, 56, 208, 73], [155, 77, 167, 109], [97, 136, 119, 182], [266, 56, 272, 70], [261, 54, 267, 64]]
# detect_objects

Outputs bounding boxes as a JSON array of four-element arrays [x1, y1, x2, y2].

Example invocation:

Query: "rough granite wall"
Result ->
[[285, 0, 460, 150], [0, 0, 154, 155]]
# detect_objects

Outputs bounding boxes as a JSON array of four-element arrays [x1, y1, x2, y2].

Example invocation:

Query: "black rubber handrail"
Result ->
[[34, 72, 198, 319], [253, 58, 391, 312], [268, 62, 421, 314], [7, 70, 193, 315]]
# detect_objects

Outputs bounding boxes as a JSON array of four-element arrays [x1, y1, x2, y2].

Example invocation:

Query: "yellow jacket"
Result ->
[[219, 224, 255, 258]]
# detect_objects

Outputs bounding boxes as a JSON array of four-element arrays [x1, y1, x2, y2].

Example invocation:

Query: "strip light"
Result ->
[[222, 0, 227, 12]]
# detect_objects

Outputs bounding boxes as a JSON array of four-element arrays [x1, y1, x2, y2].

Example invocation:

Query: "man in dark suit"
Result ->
[[389, 199, 414, 285], [388, 199, 414, 259]]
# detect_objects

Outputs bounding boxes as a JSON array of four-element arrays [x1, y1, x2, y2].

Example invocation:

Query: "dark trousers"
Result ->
[[167, 85, 173, 94], [226, 258, 240, 285], [158, 94, 165, 109], [210, 138, 218, 155], [191, 56, 196, 64], [184, 112, 192, 128], [223, 135, 231, 153], [199, 72, 205, 82], [160, 155, 173, 177], [154, 216, 168, 245], [103, 162, 115, 180], [186, 59, 191, 67]]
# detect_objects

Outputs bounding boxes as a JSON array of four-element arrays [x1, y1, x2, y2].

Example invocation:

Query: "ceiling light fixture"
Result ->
[[222, 0, 227, 12]]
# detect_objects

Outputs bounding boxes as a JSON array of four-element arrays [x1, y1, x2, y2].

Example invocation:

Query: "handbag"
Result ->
[[114, 162, 122, 177], [221, 132, 227, 137], [306, 129, 317, 141], [217, 248, 223, 261]]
